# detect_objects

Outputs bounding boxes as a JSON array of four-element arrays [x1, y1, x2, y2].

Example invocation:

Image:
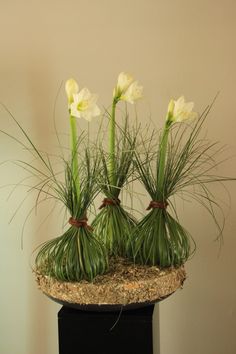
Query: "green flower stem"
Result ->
[[70, 115, 80, 199], [108, 99, 117, 187], [157, 120, 172, 199]]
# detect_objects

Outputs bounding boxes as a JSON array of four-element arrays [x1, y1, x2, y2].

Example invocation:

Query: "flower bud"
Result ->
[[65, 78, 79, 104], [167, 99, 175, 121], [167, 99, 174, 115]]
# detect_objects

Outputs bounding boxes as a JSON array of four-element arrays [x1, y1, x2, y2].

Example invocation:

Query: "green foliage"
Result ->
[[35, 226, 107, 282], [92, 203, 136, 257], [132, 208, 193, 267], [0, 104, 108, 281], [1, 97, 235, 279], [35, 150, 108, 281], [132, 105, 233, 267], [92, 113, 138, 256]]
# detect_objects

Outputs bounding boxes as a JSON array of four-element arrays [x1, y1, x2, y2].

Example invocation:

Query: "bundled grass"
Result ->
[[133, 208, 192, 266], [92, 203, 137, 257], [132, 104, 234, 267], [92, 114, 138, 256], [2, 86, 234, 279], [35, 226, 107, 282], [0, 104, 108, 281], [35, 149, 108, 281]]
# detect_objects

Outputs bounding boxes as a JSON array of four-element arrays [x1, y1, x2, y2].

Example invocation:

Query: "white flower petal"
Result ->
[[90, 104, 100, 117], [70, 103, 82, 119], [69, 87, 100, 121], [170, 96, 197, 123], [117, 72, 134, 93], [184, 102, 194, 112], [76, 87, 91, 101], [120, 81, 143, 104]]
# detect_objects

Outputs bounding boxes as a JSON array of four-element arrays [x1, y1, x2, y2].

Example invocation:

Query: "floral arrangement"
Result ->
[[2, 73, 233, 288]]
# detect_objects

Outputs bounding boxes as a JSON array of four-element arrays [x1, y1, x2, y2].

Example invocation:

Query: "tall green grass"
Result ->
[[1, 103, 108, 281], [132, 105, 234, 267], [92, 114, 138, 256]]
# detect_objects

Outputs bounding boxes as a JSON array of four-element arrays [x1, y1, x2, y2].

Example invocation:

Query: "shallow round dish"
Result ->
[[45, 293, 172, 311], [35, 258, 186, 311]]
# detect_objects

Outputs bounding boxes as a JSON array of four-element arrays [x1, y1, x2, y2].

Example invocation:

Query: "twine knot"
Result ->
[[146, 200, 168, 210], [99, 198, 121, 209], [69, 217, 93, 230]]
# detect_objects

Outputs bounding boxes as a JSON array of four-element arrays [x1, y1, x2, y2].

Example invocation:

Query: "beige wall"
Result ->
[[0, 1, 236, 353]]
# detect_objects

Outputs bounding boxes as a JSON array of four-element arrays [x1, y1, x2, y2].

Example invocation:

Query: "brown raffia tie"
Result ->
[[99, 198, 121, 209], [69, 217, 93, 230], [146, 200, 168, 210]]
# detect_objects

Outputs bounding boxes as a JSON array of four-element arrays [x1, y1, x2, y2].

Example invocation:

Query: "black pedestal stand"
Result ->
[[58, 305, 154, 354]]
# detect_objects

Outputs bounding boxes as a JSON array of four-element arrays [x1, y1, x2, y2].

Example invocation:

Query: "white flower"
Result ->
[[113, 72, 143, 104], [70, 88, 100, 121], [168, 96, 197, 123], [65, 78, 79, 104], [120, 81, 143, 104], [117, 72, 134, 94]]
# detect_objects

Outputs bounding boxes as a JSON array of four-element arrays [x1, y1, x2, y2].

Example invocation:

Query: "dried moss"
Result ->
[[35, 257, 186, 306]]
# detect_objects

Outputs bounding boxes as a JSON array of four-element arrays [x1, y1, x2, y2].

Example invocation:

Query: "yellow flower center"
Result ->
[[77, 100, 89, 111]]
